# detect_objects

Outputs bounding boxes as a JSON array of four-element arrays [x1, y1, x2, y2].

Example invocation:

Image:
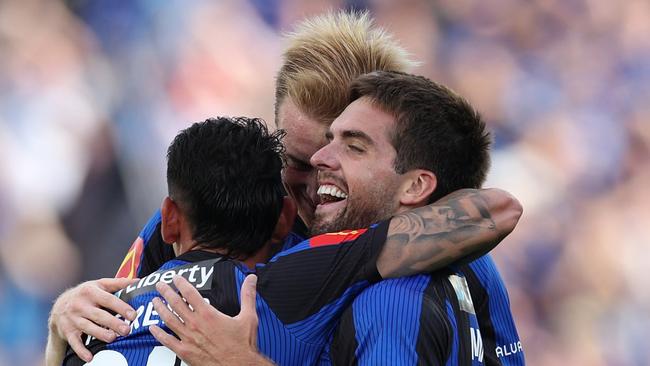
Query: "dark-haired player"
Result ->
[[57, 117, 519, 365]]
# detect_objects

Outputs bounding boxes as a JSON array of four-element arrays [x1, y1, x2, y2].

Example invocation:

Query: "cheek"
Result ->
[[283, 169, 309, 189], [359, 163, 396, 184], [353, 167, 401, 199], [347, 169, 378, 198], [283, 169, 319, 201]]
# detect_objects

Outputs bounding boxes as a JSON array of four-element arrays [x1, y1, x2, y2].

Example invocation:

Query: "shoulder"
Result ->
[[455, 254, 510, 299]]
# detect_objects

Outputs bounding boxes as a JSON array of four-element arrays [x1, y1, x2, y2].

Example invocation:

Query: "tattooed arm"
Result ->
[[376, 188, 522, 278]]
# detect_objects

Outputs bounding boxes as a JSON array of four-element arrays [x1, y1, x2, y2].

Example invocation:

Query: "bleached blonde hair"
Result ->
[[275, 10, 417, 126]]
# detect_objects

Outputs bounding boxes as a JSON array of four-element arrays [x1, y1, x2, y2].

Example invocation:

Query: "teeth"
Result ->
[[317, 184, 348, 199]]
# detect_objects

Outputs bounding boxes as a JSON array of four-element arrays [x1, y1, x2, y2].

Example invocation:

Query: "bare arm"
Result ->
[[377, 188, 522, 278]]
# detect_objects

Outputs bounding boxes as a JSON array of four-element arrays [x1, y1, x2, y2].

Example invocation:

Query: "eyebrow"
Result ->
[[325, 129, 375, 147], [341, 130, 374, 146]]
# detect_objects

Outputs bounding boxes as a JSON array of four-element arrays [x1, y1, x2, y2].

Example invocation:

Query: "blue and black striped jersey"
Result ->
[[321, 256, 524, 366], [321, 272, 484, 366], [64, 220, 390, 366], [455, 257, 525, 365], [114, 211, 524, 365]]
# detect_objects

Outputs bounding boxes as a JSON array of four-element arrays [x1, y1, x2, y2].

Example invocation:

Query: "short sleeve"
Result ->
[[255, 220, 391, 325]]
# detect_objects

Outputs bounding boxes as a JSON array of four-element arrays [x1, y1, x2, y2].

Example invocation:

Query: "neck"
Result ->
[[240, 247, 272, 269], [396, 201, 427, 215], [185, 241, 278, 269]]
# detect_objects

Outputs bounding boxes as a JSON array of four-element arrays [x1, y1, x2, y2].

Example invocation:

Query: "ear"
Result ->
[[271, 197, 297, 243], [398, 170, 437, 207], [161, 196, 181, 245]]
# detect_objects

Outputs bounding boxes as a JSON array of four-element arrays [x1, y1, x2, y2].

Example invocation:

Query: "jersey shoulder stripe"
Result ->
[[266, 223, 379, 263], [309, 229, 368, 247]]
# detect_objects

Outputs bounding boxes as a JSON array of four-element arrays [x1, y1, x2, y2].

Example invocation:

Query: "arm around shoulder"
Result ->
[[377, 188, 522, 278]]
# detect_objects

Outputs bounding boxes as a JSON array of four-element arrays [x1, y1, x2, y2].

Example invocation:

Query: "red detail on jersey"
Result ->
[[115, 237, 144, 279], [309, 229, 368, 247]]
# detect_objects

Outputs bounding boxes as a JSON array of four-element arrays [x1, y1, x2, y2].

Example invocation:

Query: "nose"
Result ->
[[310, 143, 338, 171]]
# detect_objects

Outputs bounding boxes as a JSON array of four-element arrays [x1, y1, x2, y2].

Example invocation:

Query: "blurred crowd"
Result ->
[[0, 0, 648, 365]]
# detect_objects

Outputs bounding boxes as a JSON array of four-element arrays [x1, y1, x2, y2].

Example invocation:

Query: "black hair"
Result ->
[[350, 71, 491, 202], [166, 117, 286, 258]]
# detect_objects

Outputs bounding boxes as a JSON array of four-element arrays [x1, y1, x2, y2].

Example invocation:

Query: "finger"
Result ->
[[156, 281, 193, 321], [152, 297, 186, 336], [67, 335, 93, 363], [238, 275, 259, 347], [238, 274, 258, 318], [84, 306, 131, 337], [173, 276, 209, 313], [150, 325, 183, 352], [70, 316, 123, 343], [93, 291, 137, 322], [97, 277, 139, 293]]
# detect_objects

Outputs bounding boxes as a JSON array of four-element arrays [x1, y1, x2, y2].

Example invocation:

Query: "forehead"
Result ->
[[278, 99, 329, 158], [330, 98, 396, 145]]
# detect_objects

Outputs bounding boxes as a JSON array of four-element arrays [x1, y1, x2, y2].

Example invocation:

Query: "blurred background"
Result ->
[[0, 0, 648, 365]]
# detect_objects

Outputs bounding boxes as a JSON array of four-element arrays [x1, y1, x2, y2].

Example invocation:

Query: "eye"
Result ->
[[285, 157, 312, 172], [348, 145, 365, 153]]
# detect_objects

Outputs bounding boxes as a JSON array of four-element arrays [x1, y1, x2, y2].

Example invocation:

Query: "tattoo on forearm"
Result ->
[[383, 189, 499, 277]]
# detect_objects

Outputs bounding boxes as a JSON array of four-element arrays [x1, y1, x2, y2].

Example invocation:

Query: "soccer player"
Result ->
[[273, 13, 524, 365], [58, 116, 518, 365], [48, 11, 524, 365], [316, 71, 502, 365]]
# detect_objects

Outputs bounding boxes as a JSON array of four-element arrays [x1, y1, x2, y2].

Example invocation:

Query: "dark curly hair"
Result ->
[[166, 117, 286, 258]]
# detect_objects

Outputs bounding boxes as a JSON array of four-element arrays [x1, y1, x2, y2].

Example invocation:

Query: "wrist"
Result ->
[[48, 310, 59, 334]]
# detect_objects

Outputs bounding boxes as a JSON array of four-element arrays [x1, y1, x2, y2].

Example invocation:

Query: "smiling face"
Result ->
[[277, 99, 329, 228], [309, 97, 409, 235]]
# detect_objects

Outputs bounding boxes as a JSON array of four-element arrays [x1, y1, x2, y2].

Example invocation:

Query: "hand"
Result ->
[[150, 274, 273, 366], [48, 278, 138, 362]]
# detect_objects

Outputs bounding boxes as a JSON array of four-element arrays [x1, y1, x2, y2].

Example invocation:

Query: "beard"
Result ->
[[310, 186, 399, 236]]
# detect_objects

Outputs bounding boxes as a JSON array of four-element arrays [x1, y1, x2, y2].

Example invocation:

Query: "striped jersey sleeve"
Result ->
[[252, 221, 391, 365]]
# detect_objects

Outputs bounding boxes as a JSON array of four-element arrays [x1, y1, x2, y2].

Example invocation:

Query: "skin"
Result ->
[[310, 97, 412, 235], [277, 98, 328, 229], [46, 278, 139, 364]]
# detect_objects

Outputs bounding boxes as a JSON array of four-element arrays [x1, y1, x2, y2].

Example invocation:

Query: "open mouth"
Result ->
[[317, 184, 348, 205]]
